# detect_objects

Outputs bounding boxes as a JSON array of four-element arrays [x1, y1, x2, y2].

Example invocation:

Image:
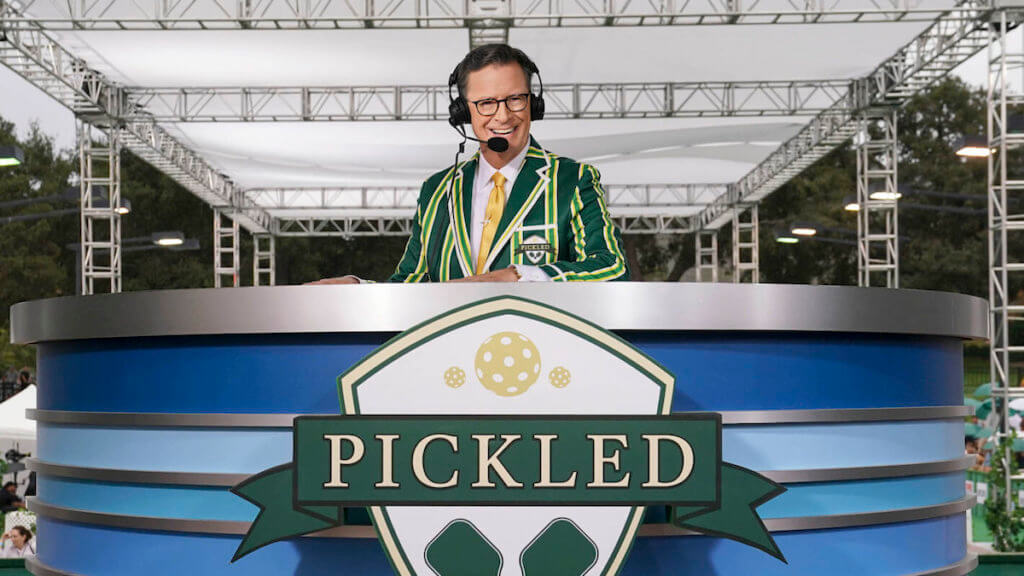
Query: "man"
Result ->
[[0, 482, 23, 513], [314, 44, 629, 283]]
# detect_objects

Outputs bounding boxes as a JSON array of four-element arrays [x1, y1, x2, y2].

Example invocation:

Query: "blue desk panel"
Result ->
[[36, 333, 962, 413]]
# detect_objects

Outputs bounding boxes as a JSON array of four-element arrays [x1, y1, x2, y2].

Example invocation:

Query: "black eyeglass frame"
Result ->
[[470, 93, 532, 116]]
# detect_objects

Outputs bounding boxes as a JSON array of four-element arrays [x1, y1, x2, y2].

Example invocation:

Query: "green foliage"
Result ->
[[985, 432, 1024, 552]]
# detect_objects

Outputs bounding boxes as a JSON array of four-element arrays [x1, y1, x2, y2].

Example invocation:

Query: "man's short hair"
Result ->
[[454, 44, 537, 99], [2, 482, 15, 490]]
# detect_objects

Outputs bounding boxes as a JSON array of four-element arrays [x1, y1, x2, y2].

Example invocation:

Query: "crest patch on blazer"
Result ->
[[516, 234, 555, 264]]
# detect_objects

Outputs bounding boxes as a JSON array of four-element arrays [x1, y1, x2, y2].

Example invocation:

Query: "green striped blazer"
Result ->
[[388, 138, 630, 282]]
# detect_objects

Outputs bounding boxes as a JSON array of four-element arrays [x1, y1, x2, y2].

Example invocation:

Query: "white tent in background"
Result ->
[[0, 385, 36, 457]]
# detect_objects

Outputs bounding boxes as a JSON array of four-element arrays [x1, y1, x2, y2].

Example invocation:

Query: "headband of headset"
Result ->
[[447, 53, 545, 127]]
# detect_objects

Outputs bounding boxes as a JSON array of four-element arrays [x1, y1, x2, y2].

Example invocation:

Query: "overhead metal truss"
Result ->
[[696, 0, 997, 230], [246, 183, 726, 209], [987, 7, 1024, 514], [0, 0, 273, 234], [78, 122, 122, 295], [255, 184, 721, 235], [274, 213, 693, 236], [856, 110, 900, 288], [0, 0, 982, 31], [731, 204, 759, 282], [126, 81, 850, 122]]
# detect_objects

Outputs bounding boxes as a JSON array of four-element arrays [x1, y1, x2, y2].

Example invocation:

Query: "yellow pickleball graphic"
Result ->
[[549, 366, 571, 388], [444, 366, 466, 388], [474, 332, 541, 397]]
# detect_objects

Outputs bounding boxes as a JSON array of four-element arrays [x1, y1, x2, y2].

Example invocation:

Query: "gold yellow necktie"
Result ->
[[476, 172, 507, 274]]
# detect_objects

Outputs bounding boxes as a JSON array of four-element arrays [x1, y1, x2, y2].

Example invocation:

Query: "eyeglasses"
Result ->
[[471, 93, 531, 116]]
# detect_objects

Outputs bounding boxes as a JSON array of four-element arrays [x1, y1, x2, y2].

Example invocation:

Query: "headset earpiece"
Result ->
[[447, 69, 471, 127], [530, 92, 545, 121], [524, 60, 545, 121]]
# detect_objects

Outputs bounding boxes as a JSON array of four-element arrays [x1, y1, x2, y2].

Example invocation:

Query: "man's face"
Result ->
[[4, 485, 14, 494], [464, 62, 532, 158]]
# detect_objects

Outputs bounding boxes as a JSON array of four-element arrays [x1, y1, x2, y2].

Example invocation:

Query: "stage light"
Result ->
[[869, 190, 902, 201], [0, 146, 25, 167], [116, 199, 132, 215], [151, 231, 185, 246], [843, 196, 860, 212], [790, 222, 818, 237], [954, 135, 991, 158]]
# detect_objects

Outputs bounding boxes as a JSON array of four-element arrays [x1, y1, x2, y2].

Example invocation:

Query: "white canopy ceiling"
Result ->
[[42, 15, 939, 187]]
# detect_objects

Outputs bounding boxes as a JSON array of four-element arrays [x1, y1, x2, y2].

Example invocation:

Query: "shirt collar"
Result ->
[[477, 142, 530, 187]]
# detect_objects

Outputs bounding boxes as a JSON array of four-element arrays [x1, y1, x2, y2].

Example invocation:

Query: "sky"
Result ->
[[0, 27, 1019, 159]]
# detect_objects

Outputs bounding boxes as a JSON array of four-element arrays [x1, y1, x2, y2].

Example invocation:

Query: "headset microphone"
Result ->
[[458, 132, 509, 153]]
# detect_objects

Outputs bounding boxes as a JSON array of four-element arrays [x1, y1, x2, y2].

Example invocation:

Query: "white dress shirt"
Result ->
[[472, 146, 550, 282]]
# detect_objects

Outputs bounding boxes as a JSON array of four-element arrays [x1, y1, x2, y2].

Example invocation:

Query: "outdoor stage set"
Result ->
[[9, 283, 985, 576]]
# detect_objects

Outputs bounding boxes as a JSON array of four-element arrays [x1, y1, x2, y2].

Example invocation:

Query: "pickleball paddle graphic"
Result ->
[[520, 518, 598, 576], [425, 517, 598, 576], [425, 519, 502, 576]]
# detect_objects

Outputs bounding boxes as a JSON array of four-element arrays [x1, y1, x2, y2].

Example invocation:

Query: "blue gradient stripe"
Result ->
[[37, 420, 967, 473], [35, 472, 966, 522], [35, 333, 963, 413], [34, 515, 967, 576]]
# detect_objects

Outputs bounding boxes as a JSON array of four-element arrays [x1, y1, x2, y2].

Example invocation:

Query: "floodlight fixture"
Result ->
[[775, 229, 799, 244], [0, 146, 25, 167], [954, 135, 992, 158], [843, 196, 860, 212], [790, 222, 818, 237], [869, 190, 902, 201], [116, 199, 132, 215], [151, 231, 185, 246]]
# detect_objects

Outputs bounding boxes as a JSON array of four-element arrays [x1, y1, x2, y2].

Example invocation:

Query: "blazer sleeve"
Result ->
[[538, 164, 630, 282], [387, 181, 433, 283]]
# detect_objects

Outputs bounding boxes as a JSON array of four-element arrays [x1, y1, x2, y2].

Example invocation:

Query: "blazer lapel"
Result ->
[[447, 154, 477, 278], [482, 142, 552, 272]]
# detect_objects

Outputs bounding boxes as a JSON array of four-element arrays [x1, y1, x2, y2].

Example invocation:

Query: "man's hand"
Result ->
[[450, 267, 520, 283], [305, 276, 361, 285]]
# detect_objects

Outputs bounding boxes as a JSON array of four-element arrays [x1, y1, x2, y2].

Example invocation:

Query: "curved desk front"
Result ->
[[10, 284, 987, 576]]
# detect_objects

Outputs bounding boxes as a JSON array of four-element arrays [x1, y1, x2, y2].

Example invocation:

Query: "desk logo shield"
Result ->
[[342, 296, 671, 576]]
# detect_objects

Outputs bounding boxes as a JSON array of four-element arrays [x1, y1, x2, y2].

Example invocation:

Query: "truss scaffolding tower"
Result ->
[[731, 205, 759, 283], [988, 7, 1024, 513], [77, 121, 122, 295], [694, 231, 718, 283], [214, 209, 240, 288], [856, 110, 900, 288], [254, 234, 276, 286]]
